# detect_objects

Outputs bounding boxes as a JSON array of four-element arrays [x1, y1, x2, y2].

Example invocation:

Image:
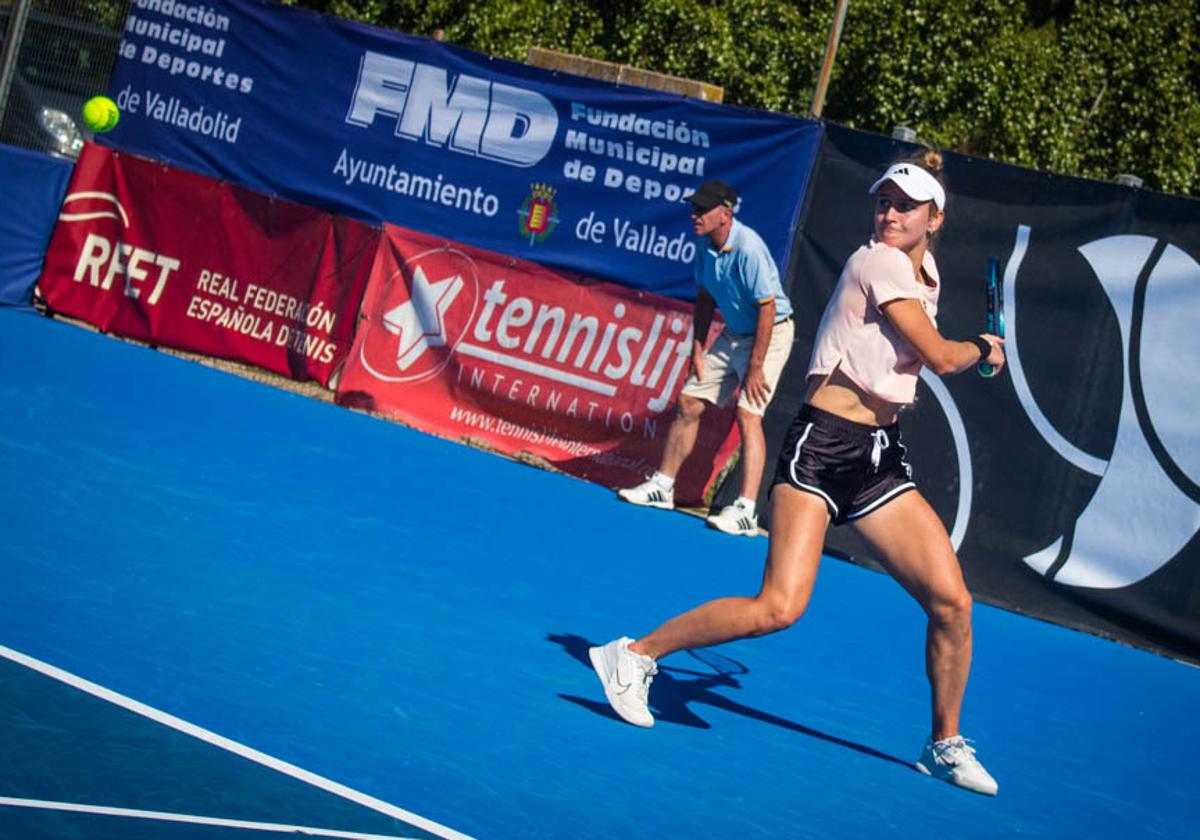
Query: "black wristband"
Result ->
[[968, 336, 991, 362]]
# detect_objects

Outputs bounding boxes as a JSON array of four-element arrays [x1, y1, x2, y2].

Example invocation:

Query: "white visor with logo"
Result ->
[[868, 163, 946, 210]]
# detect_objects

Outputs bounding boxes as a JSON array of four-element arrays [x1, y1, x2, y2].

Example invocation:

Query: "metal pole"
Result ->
[[809, 0, 850, 119], [0, 0, 34, 127]]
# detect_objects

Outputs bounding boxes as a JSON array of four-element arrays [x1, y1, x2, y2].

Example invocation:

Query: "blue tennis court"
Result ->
[[1, 308, 1197, 839]]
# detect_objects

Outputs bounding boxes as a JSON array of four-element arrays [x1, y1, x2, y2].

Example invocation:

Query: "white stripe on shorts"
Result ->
[[787, 422, 840, 518], [845, 481, 916, 521]]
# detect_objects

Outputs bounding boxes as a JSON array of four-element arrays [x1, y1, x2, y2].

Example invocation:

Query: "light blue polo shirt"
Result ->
[[693, 218, 792, 335]]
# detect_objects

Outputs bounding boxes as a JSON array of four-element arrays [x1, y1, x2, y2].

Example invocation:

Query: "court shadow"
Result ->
[[549, 632, 911, 769]]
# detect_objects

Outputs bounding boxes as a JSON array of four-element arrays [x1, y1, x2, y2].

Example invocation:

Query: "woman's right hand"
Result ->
[[979, 333, 1006, 376]]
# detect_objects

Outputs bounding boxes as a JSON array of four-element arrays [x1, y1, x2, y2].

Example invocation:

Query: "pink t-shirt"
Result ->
[[807, 240, 940, 404]]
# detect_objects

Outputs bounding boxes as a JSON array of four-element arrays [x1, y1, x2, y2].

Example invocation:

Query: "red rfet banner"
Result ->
[[37, 143, 379, 385], [337, 225, 740, 502]]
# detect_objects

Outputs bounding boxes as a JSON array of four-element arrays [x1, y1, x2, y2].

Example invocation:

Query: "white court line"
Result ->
[[0, 645, 474, 840], [0, 798, 429, 839]]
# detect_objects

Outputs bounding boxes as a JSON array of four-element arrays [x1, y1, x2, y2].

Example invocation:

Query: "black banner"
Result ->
[[716, 122, 1200, 664]]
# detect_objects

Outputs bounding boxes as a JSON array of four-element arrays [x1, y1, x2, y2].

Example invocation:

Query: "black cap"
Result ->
[[684, 180, 738, 212]]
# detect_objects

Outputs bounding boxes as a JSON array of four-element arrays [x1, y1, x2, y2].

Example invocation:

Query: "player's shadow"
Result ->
[[549, 632, 910, 769]]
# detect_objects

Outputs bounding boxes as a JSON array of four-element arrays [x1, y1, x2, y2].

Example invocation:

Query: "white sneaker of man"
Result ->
[[588, 637, 658, 728], [617, 477, 674, 510], [915, 735, 999, 795], [706, 499, 759, 536]]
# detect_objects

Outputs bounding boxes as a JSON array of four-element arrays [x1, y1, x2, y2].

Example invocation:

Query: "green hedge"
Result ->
[[287, 0, 1200, 197]]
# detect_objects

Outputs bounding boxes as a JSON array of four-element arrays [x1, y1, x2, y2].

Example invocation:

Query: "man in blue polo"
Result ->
[[619, 179, 794, 536]]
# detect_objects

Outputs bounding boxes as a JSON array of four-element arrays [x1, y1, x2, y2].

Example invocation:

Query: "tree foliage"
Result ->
[[286, 0, 1200, 196]]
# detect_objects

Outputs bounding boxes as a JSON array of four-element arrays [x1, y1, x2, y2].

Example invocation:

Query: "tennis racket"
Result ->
[[978, 256, 1004, 378]]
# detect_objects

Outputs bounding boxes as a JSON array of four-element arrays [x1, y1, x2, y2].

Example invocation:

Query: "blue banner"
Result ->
[[0, 144, 73, 310], [104, 0, 822, 300]]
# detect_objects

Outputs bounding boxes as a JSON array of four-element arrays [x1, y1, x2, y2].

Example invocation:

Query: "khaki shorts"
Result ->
[[680, 317, 794, 416]]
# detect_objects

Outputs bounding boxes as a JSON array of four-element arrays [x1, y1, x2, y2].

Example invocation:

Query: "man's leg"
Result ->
[[705, 407, 766, 536], [658, 394, 707, 479], [735, 407, 766, 501], [708, 319, 793, 534], [618, 394, 707, 508]]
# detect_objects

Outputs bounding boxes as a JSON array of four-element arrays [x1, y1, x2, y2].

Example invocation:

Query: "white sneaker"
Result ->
[[706, 500, 759, 536], [588, 637, 658, 728], [915, 735, 999, 796], [617, 478, 674, 510]]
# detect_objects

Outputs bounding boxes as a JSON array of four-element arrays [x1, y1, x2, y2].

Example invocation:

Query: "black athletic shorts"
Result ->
[[772, 404, 916, 525]]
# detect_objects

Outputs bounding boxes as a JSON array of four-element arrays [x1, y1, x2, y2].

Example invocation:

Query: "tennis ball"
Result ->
[[82, 95, 120, 133]]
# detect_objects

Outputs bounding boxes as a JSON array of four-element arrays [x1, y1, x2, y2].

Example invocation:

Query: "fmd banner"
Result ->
[[104, 0, 822, 300]]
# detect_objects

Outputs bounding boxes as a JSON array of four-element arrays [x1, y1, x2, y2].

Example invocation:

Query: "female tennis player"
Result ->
[[591, 148, 1005, 795]]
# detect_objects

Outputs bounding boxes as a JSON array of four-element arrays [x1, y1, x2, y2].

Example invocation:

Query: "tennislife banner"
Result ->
[[102, 0, 822, 300], [336, 224, 741, 500], [37, 143, 379, 386], [770, 122, 1200, 663]]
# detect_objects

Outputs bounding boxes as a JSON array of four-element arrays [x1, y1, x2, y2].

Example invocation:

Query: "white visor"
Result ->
[[868, 163, 946, 210]]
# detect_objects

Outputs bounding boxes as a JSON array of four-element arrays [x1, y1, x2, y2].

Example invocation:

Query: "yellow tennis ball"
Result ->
[[82, 95, 120, 133]]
